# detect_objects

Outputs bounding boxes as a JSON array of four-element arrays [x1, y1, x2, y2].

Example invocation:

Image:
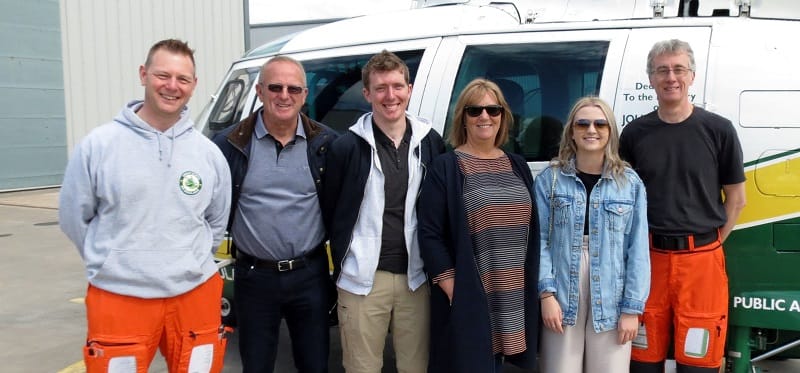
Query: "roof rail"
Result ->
[[689, 0, 800, 20], [746, 0, 800, 20], [413, 0, 471, 8], [414, 0, 800, 22], [414, 0, 656, 23]]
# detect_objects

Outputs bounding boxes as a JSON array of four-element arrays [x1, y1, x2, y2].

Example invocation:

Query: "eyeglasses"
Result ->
[[573, 119, 609, 129], [464, 105, 503, 117], [265, 83, 305, 95], [652, 67, 692, 77]]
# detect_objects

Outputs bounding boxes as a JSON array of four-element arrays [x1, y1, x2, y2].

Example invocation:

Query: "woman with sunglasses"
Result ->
[[535, 96, 650, 372], [418, 78, 540, 372]]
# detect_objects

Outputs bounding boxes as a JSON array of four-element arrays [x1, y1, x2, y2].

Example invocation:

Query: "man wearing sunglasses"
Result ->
[[213, 55, 338, 372], [322, 50, 446, 373], [620, 39, 746, 373]]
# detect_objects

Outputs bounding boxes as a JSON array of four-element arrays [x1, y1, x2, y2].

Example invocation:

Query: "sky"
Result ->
[[249, 0, 418, 24]]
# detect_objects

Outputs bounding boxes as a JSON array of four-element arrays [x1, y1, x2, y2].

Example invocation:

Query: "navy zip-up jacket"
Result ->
[[321, 125, 446, 284]]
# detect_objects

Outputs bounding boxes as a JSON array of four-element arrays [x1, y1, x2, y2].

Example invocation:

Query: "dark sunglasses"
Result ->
[[266, 83, 305, 95], [573, 119, 609, 128], [464, 105, 503, 117]]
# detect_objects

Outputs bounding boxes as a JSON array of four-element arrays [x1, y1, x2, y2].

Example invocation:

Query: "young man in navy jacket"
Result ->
[[322, 50, 446, 373]]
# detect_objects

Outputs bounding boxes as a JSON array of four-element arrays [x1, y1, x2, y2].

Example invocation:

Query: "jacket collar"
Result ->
[[561, 156, 613, 179], [226, 109, 323, 151], [349, 111, 432, 151]]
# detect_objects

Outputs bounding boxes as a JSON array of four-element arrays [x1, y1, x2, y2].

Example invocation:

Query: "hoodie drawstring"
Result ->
[[155, 128, 177, 167], [157, 133, 163, 162], [117, 100, 190, 169], [167, 126, 176, 168], [154, 130, 176, 168]]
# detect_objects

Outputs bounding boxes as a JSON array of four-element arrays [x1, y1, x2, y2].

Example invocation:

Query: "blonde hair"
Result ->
[[447, 78, 513, 148], [553, 96, 628, 183]]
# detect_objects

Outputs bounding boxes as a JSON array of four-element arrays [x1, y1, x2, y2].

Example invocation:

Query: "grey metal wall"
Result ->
[[0, 0, 67, 190], [59, 0, 245, 154]]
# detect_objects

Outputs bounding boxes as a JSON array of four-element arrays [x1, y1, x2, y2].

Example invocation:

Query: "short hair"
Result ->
[[448, 78, 513, 148], [260, 55, 307, 86], [361, 50, 410, 89], [646, 39, 696, 74], [145, 39, 195, 68]]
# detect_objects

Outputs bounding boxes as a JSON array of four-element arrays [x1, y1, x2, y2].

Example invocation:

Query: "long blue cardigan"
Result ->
[[418, 150, 541, 372]]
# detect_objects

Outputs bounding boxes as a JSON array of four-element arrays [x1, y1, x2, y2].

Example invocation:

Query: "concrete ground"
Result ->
[[0, 188, 411, 373], [0, 188, 798, 373]]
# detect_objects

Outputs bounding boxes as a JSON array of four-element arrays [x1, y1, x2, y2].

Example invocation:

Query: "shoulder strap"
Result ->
[[548, 167, 557, 247]]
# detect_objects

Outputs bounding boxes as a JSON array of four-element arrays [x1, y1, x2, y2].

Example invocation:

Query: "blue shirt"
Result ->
[[535, 159, 650, 333], [231, 112, 325, 260]]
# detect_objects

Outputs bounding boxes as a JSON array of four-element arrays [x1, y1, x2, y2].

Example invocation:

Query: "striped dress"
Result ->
[[456, 150, 531, 355]]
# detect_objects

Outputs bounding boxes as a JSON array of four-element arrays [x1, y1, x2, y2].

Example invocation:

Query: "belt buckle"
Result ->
[[277, 260, 293, 272], [653, 234, 687, 251], [667, 236, 687, 250]]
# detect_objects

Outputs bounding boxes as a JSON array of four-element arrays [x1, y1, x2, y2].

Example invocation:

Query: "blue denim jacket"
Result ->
[[535, 160, 650, 333]]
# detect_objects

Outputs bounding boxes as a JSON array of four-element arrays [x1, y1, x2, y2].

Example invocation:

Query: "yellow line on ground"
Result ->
[[58, 360, 85, 373]]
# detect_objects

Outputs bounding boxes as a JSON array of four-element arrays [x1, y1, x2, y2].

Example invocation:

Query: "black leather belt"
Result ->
[[650, 230, 719, 251], [237, 244, 325, 272]]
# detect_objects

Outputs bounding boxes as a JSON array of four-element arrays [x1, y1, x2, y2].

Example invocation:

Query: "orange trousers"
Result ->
[[83, 274, 229, 373], [631, 240, 728, 368]]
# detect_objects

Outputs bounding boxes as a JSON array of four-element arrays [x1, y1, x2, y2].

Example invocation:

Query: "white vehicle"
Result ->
[[199, 1, 800, 372]]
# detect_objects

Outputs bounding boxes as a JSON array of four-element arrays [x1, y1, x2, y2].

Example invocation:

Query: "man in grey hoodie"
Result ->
[[59, 39, 232, 373], [322, 50, 446, 373]]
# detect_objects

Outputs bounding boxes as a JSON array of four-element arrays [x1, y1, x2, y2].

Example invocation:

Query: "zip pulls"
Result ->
[[415, 144, 427, 200], [337, 150, 373, 286]]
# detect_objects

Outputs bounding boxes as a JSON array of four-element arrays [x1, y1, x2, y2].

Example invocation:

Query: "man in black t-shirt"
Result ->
[[620, 39, 746, 373]]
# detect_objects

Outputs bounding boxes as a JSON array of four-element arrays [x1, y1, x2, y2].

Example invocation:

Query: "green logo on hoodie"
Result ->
[[179, 171, 202, 195]]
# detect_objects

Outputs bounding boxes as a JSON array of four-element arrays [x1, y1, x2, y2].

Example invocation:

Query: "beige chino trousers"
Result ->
[[337, 271, 429, 373]]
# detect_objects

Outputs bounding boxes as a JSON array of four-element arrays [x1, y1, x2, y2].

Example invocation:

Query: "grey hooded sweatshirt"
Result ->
[[59, 101, 231, 298]]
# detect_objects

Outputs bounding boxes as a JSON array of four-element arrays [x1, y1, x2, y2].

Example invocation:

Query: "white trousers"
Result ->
[[540, 238, 632, 373]]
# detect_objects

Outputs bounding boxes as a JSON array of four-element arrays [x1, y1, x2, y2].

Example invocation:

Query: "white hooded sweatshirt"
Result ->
[[336, 112, 431, 295]]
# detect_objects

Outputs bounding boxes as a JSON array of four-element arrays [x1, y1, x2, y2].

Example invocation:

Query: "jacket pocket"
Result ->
[[552, 196, 573, 227], [603, 200, 633, 233], [340, 235, 381, 284]]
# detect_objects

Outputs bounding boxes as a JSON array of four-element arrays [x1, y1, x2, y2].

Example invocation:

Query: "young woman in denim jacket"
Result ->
[[535, 96, 650, 373]]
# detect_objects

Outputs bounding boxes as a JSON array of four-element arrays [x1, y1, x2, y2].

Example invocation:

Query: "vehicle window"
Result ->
[[203, 66, 260, 138], [301, 50, 424, 133], [445, 41, 608, 161]]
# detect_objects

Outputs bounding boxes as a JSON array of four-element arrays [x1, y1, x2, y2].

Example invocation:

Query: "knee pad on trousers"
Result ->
[[631, 312, 671, 363], [674, 314, 726, 367], [630, 360, 665, 373], [173, 325, 232, 373], [84, 337, 150, 373]]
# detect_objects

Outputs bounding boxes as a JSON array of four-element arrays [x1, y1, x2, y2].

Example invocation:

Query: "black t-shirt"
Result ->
[[372, 120, 411, 274], [619, 107, 745, 235], [577, 171, 602, 235]]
